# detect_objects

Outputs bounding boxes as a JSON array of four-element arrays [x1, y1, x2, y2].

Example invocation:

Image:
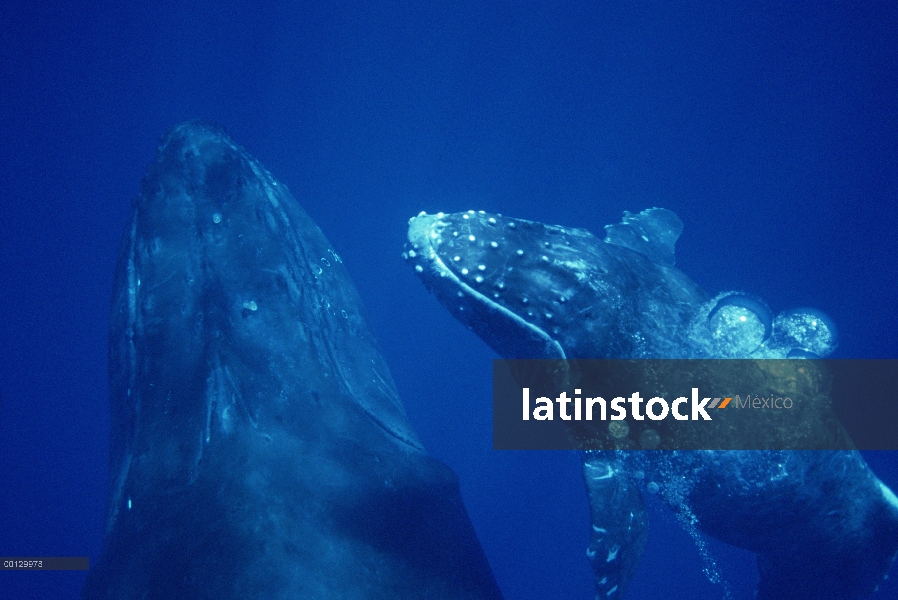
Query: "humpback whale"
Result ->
[[404, 208, 898, 600], [83, 123, 503, 600]]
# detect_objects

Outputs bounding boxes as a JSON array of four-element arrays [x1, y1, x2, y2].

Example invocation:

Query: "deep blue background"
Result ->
[[1, 1, 896, 599]]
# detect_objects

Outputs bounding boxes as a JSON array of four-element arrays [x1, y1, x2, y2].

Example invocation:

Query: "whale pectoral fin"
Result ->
[[583, 454, 648, 599]]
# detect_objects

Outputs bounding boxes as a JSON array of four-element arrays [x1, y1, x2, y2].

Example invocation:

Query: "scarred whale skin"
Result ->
[[82, 123, 503, 600], [405, 208, 898, 600]]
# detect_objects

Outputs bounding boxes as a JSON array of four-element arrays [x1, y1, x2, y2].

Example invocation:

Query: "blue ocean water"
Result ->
[[1, 1, 896, 599]]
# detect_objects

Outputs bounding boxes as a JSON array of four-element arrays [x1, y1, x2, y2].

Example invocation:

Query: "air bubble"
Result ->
[[773, 308, 838, 357], [212, 213, 222, 224], [706, 292, 772, 356], [640, 429, 661, 449], [608, 421, 629, 439]]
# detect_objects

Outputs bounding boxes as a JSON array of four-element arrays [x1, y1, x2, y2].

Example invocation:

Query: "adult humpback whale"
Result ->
[[83, 123, 503, 600], [404, 208, 898, 600]]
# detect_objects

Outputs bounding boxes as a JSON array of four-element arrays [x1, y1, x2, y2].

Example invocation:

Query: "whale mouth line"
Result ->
[[412, 213, 566, 360]]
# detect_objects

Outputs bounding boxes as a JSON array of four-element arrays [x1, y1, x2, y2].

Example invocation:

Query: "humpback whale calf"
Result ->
[[405, 208, 898, 599], [83, 123, 503, 600]]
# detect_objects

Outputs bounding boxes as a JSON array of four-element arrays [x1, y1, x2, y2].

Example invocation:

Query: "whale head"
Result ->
[[404, 208, 708, 360]]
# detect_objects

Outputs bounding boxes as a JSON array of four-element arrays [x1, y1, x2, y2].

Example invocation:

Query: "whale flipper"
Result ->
[[83, 123, 503, 600], [583, 455, 648, 600], [405, 208, 898, 600]]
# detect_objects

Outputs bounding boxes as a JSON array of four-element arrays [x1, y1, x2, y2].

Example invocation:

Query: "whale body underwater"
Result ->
[[82, 122, 503, 600], [404, 208, 898, 600]]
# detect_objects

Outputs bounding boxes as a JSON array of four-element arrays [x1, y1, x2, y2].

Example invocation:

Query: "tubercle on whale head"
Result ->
[[403, 209, 625, 359], [405, 210, 561, 358]]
